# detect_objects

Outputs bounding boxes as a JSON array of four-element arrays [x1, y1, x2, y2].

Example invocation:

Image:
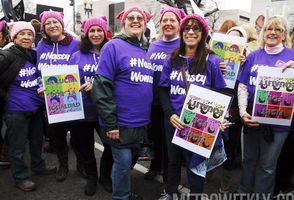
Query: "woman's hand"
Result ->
[[219, 62, 227, 75], [170, 114, 184, 130], [282, 60, 294, 72], [239, 55, 246, 65], [37, 87, 45, 95], [242, 113, 259, 127], [106, 129, 119, 140], [80, 82, 92, 92]]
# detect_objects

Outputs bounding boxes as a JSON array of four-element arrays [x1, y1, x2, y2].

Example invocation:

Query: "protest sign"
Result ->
[[172, 84, 231, 158], [42, 65, 85, 124], [252, 66, 294, 126], [210, 32, 247, 89]]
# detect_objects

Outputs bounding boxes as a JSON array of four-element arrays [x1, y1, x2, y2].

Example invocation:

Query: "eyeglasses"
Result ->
[[126, 15, 144, 22], [265, 27, 284, 33], [183, 25, 202, 33]]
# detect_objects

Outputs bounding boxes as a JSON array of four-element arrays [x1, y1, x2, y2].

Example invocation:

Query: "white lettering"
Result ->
[[20, 79, 38, 88], [170, 85, 186, 95], [130, 72, 153, 83], [249, 76, 257, 86]]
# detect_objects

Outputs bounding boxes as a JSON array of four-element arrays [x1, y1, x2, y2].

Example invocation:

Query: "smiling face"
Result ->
[[88, 25, 105, 47], [182, 19, 203, 49], [263, 25, 286, 47], [14, 30, 34, 49], [44, 17, 64, 41], [124, 11, 145, 38], [160, 12, 180, 40]]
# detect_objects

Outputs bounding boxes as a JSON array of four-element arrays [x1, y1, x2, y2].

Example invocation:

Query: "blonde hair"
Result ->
[[258, 16, 291, 48], [241, 24, 258, 42]]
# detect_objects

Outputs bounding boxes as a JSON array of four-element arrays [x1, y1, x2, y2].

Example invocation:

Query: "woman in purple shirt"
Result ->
[[37, 10, 80, 183], [68, 16, 113, 196], [0, 21, 56, 192], [237, 16, 294, 198], [91, 7, 153, 200], [158, 14, 226, 199]]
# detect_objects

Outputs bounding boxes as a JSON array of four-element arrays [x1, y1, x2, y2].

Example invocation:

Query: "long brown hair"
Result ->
[[170, 19, 212, 75]]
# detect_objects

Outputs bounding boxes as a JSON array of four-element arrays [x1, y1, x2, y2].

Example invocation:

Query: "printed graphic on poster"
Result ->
[[172, 84, 231, 158], [252, 66, 294, 126], [210, 32, 247, 89], [42, 65, 85, 124]]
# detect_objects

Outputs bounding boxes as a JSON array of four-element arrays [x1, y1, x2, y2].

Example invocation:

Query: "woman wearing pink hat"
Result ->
[[68, 16, 113, 196], [91, 6, 153, 200], [36, 10, 80, 182], [0, 21, 56, 192], [158, 14, 226, 199], [145, 7, 186, 194]]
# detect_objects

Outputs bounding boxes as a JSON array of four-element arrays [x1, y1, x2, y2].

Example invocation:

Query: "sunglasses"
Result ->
[[183, 25, 202, 33], [126, 15, 144, 22]]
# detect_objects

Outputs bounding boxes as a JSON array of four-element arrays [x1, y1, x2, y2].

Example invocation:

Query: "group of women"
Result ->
[[0, 5, 293, 200]]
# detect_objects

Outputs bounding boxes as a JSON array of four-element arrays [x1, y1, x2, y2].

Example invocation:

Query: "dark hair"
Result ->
[[30, 19, 41, 33], [0, 24, 10, 47], [80, 32, 108, 54], [170, 19, 212, 75]]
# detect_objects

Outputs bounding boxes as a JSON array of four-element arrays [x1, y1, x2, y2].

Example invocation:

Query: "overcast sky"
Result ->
[[33, 0, 252, 29]]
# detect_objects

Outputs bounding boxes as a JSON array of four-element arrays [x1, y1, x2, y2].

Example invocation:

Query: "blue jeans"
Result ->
[[5, 110, 45, 183], [239, 127, 289, 196], [111, 146, 132, 200]]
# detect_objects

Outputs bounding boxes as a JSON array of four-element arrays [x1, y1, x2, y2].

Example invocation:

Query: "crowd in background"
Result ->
[[0, 3, 294, 200]]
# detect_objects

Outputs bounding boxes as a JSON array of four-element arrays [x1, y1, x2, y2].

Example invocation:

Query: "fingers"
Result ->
[[37, 87, 45, 95], [170, 114, 184, 130], [80, 82, 92, 92], [106, 130, 119, 140], [219, 62, 227, 75], [282, 60, 294, 72]]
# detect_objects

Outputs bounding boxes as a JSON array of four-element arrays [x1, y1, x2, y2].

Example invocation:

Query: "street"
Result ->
[[0, 134, 242, 200]]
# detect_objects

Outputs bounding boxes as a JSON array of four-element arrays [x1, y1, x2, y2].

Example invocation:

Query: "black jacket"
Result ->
[[0, 45, 36, 99]]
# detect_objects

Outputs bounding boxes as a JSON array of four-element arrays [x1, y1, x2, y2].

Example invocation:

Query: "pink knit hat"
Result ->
[[10, 21, 35, 40], [116, 7, 152, 26], [180, 14, 209, 38], [81, 16, 108, 36], [159, 7, 186, 22], [0, 20, 6, 32], [39, 10, 64, 29]]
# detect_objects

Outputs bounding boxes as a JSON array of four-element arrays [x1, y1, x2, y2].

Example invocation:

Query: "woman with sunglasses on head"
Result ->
[[37, 10, 80, 182], [237, 16, 294, 198], [158, 14, 226, 199], [68, 16, 113, 196], [91, 7, 153, 200]]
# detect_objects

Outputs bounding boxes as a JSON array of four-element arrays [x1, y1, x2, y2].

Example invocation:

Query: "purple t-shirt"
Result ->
[[36, 38, 79, 70], [147, 38, 180, 105], [7, 60, 43, 112], [69, 50, 99, 122], [97, 38, 154, 128], [159, 53, 226, 116], [238, 48, 294, 131]]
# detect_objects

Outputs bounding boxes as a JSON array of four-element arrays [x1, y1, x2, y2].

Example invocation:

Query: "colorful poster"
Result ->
[[42, 65, 85, 124], [252, 66, 294, 126], [210, 32, 247, 89], [172, 84, 231, 158]]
